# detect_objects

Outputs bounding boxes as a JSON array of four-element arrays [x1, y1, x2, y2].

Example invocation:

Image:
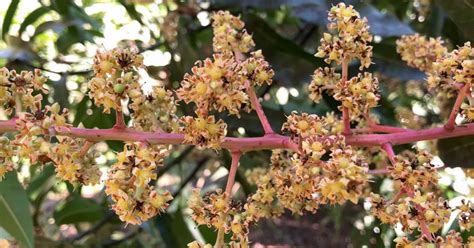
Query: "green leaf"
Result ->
[[18, 6, 51, 35], [54, 196, 104, 224], [357, 3, 414, 37], [0, 172, 34, 248], [435, 0, 474, 41], [198, 225, 217, 244], [1, 0, 20, 40], [51, 0, 71, 16], [155, 209, 195, 247], [243, 13, 324, 88], [437, 136, 474, 168], [33, 20, 70, 38], [118, 0, 145, 25], [26, 164, 55, 198], [0, 227, 11, 239]]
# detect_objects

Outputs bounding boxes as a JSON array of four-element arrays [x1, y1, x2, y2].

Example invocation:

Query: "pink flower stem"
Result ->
[[367, 168, 389, 175], [341, 60, 351, 135], [403, 188, 434, 241], [381, 143, 396, 164], [387, 189, 404, 205], [247, 85, 275, 135], [15, 94, 22, 117], [225, 151, 241, 195], [114, 108, 126, 129], [215, 151, 241, 248], [342, 108, 351, 135], [2, 120, 474, 152], [368, 124, 413, 133], [445, 83, 470, 130], [79, 141, 94, 156]]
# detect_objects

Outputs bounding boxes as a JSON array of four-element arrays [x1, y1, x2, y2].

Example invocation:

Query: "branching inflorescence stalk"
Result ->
[[341, 59, 351, 135], [1, 119, 474, 153], [445, 83, 471, 130], [214, 151, 242, 248]]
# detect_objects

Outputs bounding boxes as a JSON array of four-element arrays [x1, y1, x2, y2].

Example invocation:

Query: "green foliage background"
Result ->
[[0, 0, 473, 247]]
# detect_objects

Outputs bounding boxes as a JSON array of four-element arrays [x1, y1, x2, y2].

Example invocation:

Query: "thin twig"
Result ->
[[214, 151, 242, 248], [113, 108, 126, 129], [79, 141, 94, 156], [368, 124, 413, 133], [381, 143, 396, 164], [341, 59, 351, 135], [367, 168, 389, 175], [445, 83, 470, 130], [247, 85, 275, 135]]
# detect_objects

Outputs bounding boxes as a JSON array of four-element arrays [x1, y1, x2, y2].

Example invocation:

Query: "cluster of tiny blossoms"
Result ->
[[0, 67, 90, 183], [315, 3, 373, 69], [0, 48, 179, 225], [0, 67, 48, 115], [431, 43, 474, 120], [396, 34, 447, 72], [189, 189, 253, 247], [310, 3, 379, 121], [370, 149, 474, 246], [88, 48, 178, 132], [177, 11, 274, 149], [187, 111, 370, 247], [397, 34, 474, 120], [0, 2, 473, 247], [105, 143, 173, 224]]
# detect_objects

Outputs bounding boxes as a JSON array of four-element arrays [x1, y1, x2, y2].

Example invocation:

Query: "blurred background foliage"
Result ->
[[0, 0, 473, 247]]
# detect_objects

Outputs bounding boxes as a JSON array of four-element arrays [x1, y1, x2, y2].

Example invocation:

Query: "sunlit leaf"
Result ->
[[54, 196, 105, 224], [18, 6, 51, 35], [1, 0, 21, 40], [0, 172, 34, 248]]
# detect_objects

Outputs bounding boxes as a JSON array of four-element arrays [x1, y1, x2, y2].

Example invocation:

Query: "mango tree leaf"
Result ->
[[243, 13, 324, 87], [1, 0, 20, 40], [54, 197, 105, 224], [118, 0, 145, 25], [26, 164, 55, 199], [435, 0, 474, 41], [356, 3, 414, 37], [18, 6, 51, 35], [34, 236, 60, 248], [0, 36, 42, 62], [0, 172, 34, 248], [51, 0, 71, 15], [437, 136, 474, 168], [33, 20, 71, 38], [155, 209, 195, 247], [0, 227, 11, 239], [198, 225, 217, 244], [52, 74, 69, 108]]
